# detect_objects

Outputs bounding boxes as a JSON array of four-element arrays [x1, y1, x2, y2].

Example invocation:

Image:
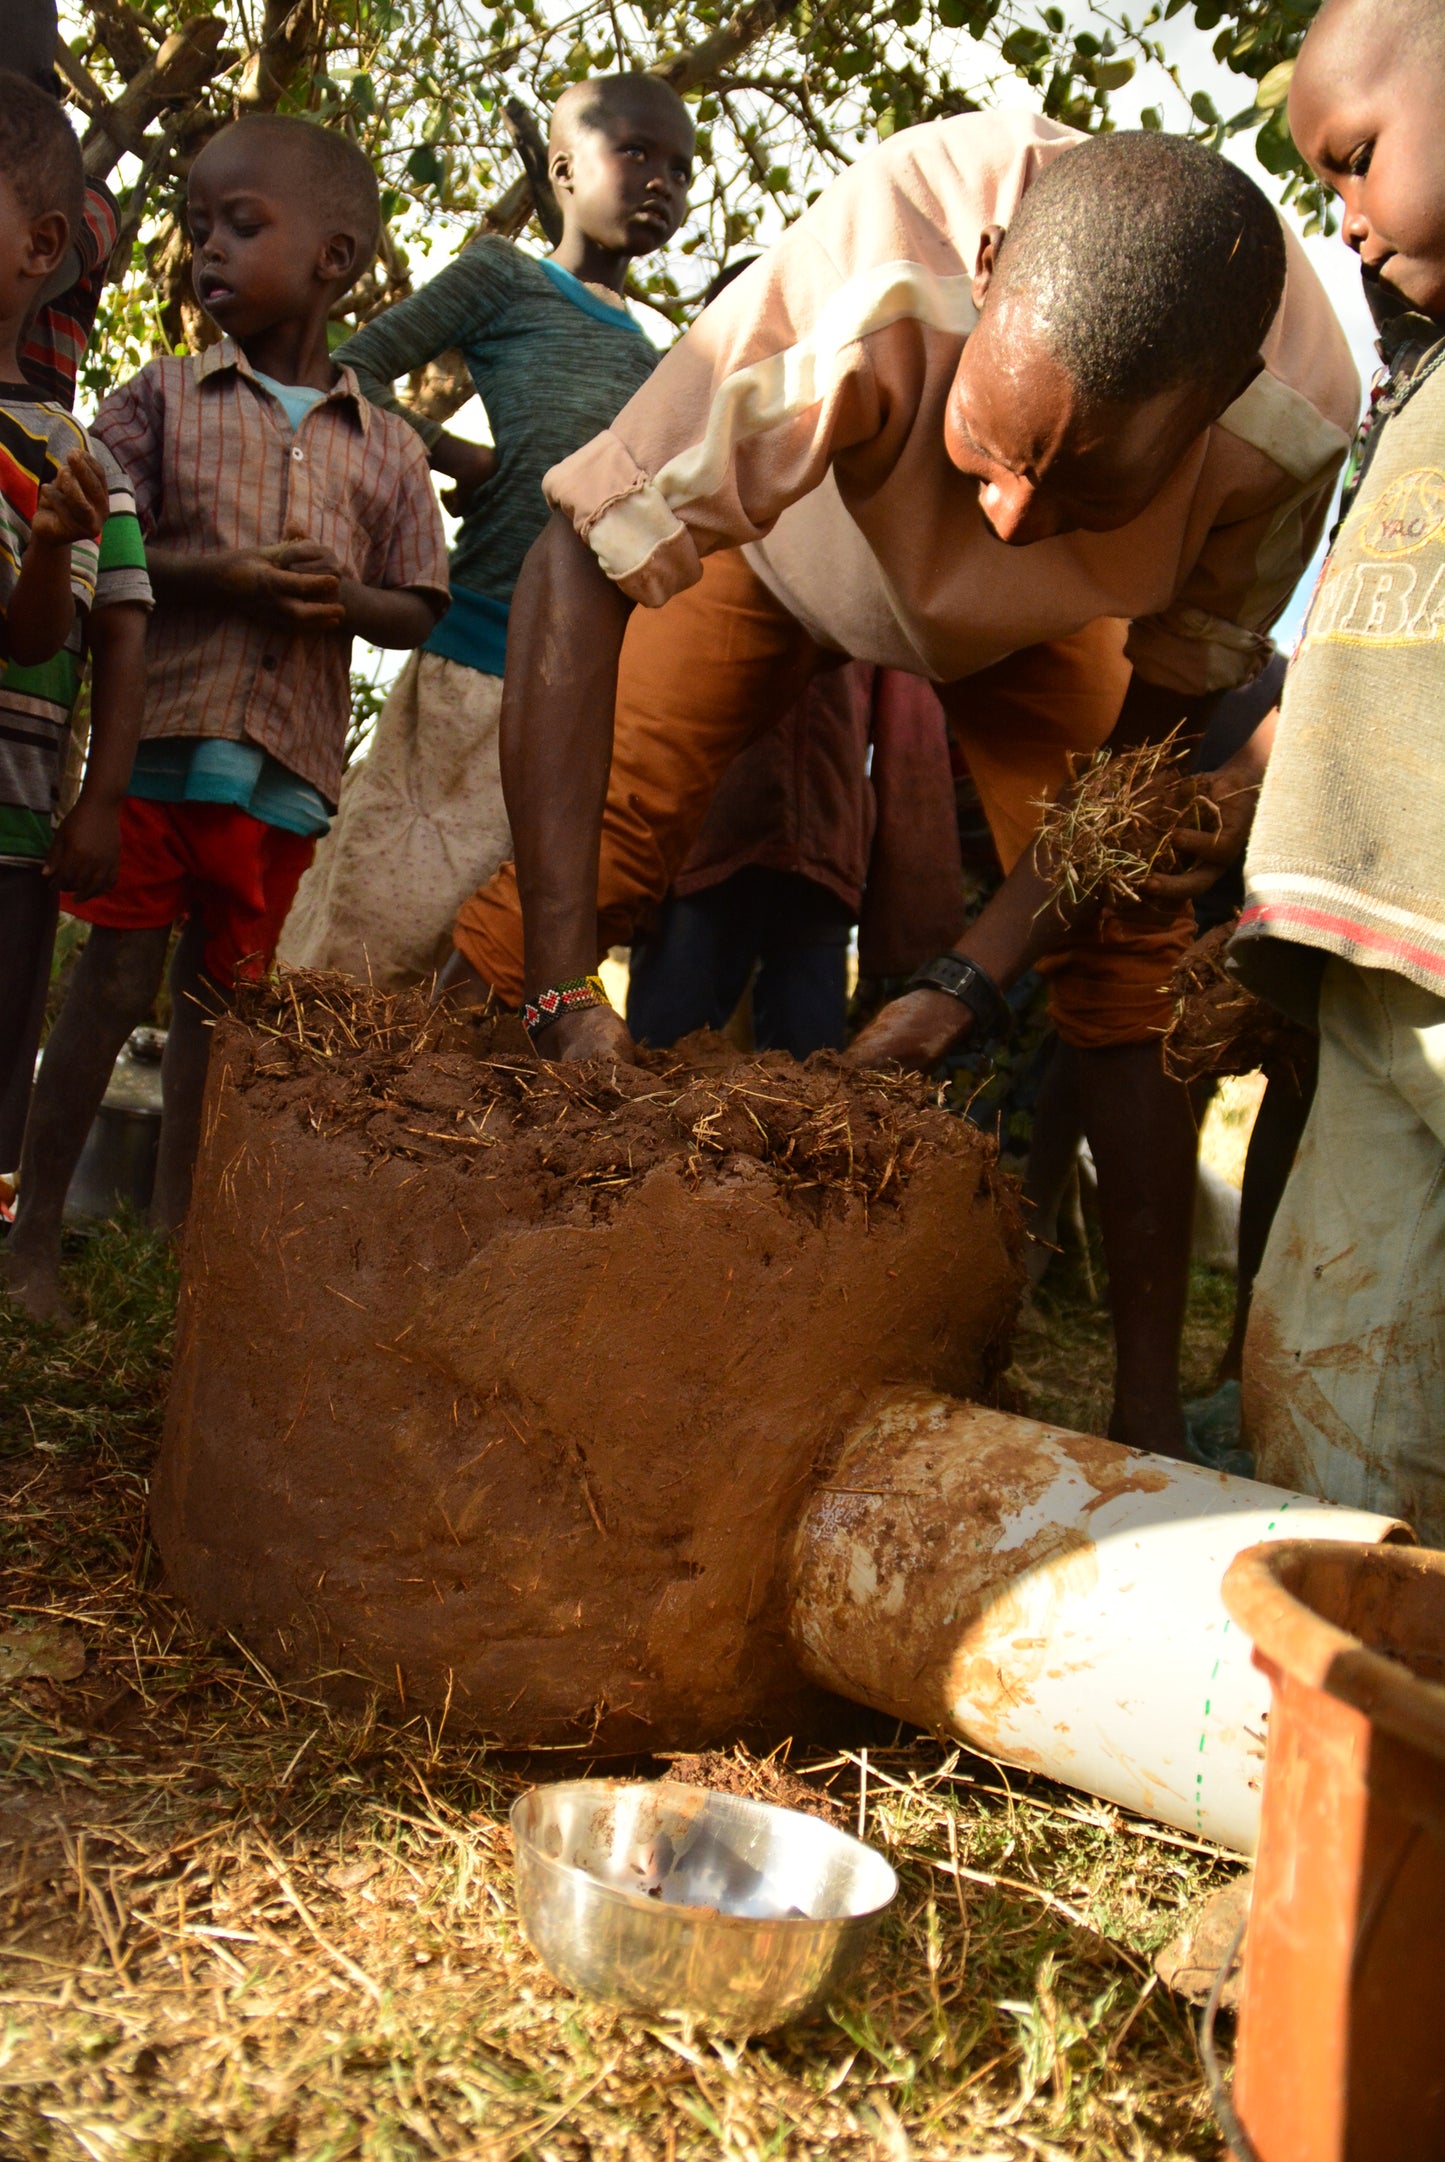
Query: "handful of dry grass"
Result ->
[[1037, 732, 1211, 910], [1162, 922, 1316, 1084]]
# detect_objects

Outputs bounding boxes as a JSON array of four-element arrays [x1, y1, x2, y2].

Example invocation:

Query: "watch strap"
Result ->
[[904, 953, 1011, 1042]]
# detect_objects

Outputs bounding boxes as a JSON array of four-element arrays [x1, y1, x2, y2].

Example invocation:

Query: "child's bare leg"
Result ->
[[1075, 1038, 1198, 1458], [2, 924, 171, 1324], [150, 917, 227, 1235], [1215, 1055, 1317, 1384], [1020, 1041, 1083, 1285]]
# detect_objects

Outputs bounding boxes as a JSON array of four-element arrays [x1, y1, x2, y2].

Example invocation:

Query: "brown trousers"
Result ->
[[453, 549, 1195, 1047]]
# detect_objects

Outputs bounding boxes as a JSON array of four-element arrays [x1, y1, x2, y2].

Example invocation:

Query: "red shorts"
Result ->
[[64, 798, 315, 989]]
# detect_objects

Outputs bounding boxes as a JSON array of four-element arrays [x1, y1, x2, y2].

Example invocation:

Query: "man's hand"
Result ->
[[31, 449, 108, 551], [535, 1003, 637, 1065], [44, 795, 121, 902], [847, 986, 972, 1074], [145, 535, 343, 630], [1144, 713, 1277, 905]]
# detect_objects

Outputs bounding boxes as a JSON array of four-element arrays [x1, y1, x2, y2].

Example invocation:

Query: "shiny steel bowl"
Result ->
[[510, 1778, 898, 2030]]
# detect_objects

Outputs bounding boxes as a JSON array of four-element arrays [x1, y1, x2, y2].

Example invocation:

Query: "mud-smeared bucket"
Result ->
[[1222, 1540, 1445, 2162]]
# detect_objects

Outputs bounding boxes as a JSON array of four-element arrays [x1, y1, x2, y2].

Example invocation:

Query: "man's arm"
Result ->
[[499, 514, 635, 1054], [851, 678, 1199, 1069], [44, 600, 147, 901]]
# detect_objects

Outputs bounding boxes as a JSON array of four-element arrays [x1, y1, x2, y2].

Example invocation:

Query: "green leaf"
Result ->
[[405, 144, 444, 189], [1000, 26, 1050, 67], [1255, 58, 1295, 111]]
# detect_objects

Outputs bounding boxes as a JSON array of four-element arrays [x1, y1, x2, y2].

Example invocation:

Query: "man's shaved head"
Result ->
[[549, 74, 693, 157], [989, 131, 1286, 407]]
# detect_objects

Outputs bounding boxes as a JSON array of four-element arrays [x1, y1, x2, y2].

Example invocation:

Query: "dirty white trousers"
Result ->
[[1246, 957, 1445, 1546], [278, 651, 511, 989]]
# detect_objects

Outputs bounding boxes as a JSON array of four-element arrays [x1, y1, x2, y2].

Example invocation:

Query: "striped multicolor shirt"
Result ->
[[0, 389, 104, 865], [93, 340, 450, 805]]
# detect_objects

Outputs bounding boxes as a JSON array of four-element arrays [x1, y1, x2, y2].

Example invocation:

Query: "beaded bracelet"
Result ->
[[522, 973, 611, 1041]]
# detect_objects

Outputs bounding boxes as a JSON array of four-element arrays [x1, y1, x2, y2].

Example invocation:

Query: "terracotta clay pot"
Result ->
[[1221, 1540, 1445, 2162]]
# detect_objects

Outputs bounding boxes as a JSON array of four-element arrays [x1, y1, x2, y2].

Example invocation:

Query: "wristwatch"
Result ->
[[903, 953, 1011, 1043]]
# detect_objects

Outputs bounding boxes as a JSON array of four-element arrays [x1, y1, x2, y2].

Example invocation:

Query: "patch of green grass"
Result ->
[[0, 1218, 1237, 2160], [1, 1216, 178, 1462]]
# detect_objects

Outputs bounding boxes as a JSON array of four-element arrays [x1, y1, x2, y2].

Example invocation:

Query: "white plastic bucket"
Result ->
[[788, 1390, 1409, 1854]]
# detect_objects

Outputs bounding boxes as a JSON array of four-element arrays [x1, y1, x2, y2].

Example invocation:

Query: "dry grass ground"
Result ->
[[0, 1219, 1241, 2161]]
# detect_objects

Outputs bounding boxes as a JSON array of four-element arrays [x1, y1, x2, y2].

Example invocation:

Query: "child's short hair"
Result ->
[[548, 73, 694, 154], [207, 115, 382, 272], [0, 70, 83, 237]]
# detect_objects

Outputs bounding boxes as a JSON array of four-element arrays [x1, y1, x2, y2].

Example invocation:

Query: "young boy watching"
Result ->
[[2, 113, 449, 1324], [0, 74, 144, 1192], [1154, 0, 1445, 1541], [279, 72, 692, 986]]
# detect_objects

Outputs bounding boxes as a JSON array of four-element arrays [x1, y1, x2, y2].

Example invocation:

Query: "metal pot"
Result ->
[[511, 1779, 897, 2030]]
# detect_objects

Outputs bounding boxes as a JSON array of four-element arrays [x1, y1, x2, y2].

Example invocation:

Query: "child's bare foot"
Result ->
[[0, 1247, 75, 1329]]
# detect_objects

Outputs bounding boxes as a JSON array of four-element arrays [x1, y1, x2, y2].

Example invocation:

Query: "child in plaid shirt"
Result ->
[[3, 114, 448, 1324]]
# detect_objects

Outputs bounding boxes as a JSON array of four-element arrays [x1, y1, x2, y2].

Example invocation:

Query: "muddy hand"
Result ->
[[275, 523, 345, 580], [847, 987, 972, 1074], [1145, 776, 1250, 904], [537, 1003, 637, 1065], [32, 448, 109, 547]]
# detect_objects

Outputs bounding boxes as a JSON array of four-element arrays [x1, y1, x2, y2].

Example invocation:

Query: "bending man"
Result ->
[[443, 115, 1358, 1455]]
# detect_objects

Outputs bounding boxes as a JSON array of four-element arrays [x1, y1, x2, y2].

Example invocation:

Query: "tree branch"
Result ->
[[651, 0, 802, 93], [80, 14, 231, 179], [502, 96, 562, 247], [236, 0, 326, 109]]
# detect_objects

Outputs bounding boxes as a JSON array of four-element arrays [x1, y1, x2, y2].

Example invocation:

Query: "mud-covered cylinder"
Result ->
[[155, 985, 1026, 1750], [788, 1392, 1409, 1853]]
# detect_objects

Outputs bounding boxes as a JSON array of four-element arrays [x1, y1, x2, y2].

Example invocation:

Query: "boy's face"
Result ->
[[187, 132, 357, 339], [1290, 4, 1445, 318], [551, 101, 693, 259], [0, 170, 69, 335]]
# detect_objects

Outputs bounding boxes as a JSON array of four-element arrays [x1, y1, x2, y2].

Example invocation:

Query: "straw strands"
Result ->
[[1161, 924, 1317, 1086], [1035, 735, 1211, 913], [232, 974, 971, 1216]]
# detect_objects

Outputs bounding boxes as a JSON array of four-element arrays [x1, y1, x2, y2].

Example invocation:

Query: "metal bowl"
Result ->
[[511, 1778, 898, 2030]]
